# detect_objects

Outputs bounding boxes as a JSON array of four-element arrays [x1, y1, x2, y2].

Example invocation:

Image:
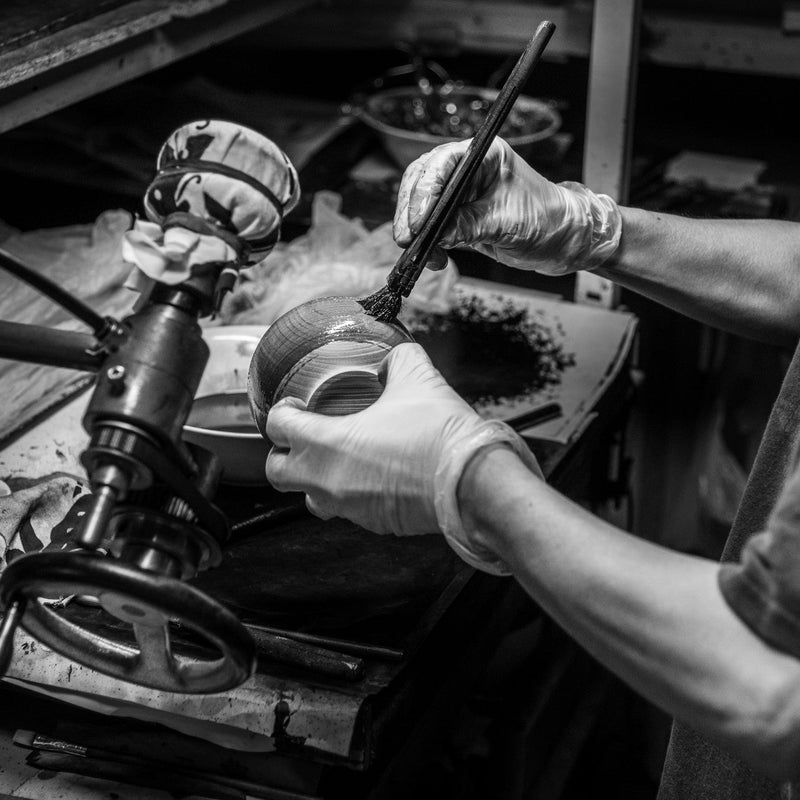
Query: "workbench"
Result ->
[[0, 277, 638, 799]]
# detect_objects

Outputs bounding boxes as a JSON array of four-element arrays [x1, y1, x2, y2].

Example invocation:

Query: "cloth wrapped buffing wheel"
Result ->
[[122, 119, 301, 289]]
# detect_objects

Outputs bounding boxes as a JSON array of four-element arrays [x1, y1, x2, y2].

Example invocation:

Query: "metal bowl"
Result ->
[[183, 325, 270, 486], [357, 84, 561, 169]]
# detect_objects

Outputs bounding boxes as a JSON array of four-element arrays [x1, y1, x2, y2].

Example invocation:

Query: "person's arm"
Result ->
[[266, 343, 800, 780], [394, 138, 800, 345], [600, 208, 800, 345], [458, 445, 800, 781]]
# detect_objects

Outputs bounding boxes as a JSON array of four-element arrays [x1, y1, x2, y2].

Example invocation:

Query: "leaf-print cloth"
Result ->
[[122, 119, 300, 285], [0, 475, 91, 572]]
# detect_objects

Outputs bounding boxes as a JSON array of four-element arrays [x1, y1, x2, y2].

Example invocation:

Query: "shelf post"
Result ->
[[575, 0, 641, 308]]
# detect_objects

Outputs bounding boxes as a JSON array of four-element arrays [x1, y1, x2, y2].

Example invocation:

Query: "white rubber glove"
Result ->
[[265, 343, 542, 575], [393, 137, 622, 275]]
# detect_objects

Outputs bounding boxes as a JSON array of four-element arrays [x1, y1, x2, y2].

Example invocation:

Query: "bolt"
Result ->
[[106, 365, 126, 395]]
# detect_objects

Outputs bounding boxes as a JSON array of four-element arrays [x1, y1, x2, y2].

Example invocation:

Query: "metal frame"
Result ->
[[575, 0, 641, 308]]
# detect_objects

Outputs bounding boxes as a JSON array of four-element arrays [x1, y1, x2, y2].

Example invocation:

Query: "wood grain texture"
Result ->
[[0, 0, 229, 89], [0, 0, 317, 133], [0, 0, 133, 51], [248, 296, 414, 437]]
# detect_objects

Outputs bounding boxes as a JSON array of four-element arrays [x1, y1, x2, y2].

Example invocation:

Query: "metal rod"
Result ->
[[0, 598, 26, 677], [229, 503, 309, 541], [245, 626, 365, 681], [506, 401, 563, 432], [0, 248, 108, 334], [244, 621, 405, 662], [76, 484, 119, 550], [0, 321, 103, 371]]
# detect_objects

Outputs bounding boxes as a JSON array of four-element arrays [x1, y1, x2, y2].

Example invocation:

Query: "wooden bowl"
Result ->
[[247, 296, 414, 438]]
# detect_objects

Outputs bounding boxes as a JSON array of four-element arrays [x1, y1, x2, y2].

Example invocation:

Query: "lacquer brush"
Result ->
[[358, 20, 557, 323]]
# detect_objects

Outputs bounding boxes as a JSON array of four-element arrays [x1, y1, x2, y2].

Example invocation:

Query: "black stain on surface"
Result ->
[[409, 294, 575, 406]]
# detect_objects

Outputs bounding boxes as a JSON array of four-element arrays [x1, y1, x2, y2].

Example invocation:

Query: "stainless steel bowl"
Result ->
[[183, 325, 270, 486]]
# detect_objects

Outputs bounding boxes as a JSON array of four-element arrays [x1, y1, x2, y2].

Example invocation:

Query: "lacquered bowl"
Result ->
[[247, 296, 415, 439], [183, 325, 270, 485]]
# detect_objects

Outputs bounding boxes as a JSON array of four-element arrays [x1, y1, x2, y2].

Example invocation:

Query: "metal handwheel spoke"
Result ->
[[131, 621, 177, 684]]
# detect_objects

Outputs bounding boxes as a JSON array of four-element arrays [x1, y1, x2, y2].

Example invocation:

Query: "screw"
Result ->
[[106, 365, 126, 395]]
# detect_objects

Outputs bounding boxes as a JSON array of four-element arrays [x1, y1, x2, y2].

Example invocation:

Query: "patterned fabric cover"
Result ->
[[122, 120, 300, 285]]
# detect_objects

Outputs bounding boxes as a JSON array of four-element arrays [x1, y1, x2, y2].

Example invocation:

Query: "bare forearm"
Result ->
[[458, 447, 800, 776], [598, 208, 800, 345]]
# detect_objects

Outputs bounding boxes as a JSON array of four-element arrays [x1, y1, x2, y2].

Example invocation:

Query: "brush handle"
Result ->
[[387, 20, 557, 297]]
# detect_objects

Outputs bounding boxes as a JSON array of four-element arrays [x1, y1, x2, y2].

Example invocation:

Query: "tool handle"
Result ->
[[387, 20, 556, 297]]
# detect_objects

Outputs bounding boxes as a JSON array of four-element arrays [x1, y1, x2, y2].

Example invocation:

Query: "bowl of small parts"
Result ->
[[183, 325, 270, 486], [356, 84, 561, 169]]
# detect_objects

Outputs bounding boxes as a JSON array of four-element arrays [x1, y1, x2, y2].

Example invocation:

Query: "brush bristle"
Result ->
[[358, 286, 403, 322]]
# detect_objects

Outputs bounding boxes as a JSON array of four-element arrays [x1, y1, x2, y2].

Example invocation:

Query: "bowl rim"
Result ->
[[199, 323, 270, 342], [358, 84, 562, 146], [183, 324, 270, 440], [182, 422, 262, 440]]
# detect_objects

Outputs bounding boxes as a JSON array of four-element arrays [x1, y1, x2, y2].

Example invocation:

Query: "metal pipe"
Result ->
[[0, 320, 103, 371], [0, 248, 108, 333], [76, 482, 120, 551], [0, 598, 26, 677]]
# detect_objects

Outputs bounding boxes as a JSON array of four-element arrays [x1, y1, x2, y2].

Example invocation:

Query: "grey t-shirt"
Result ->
[[658, 340, 800, 799]]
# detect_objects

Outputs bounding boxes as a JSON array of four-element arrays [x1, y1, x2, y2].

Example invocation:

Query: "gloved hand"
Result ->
[[266, 343, 542, 574], [393, 137, 622, 275]]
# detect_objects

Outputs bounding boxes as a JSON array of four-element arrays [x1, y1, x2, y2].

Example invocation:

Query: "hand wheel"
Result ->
[[0, 551, 256, 693]]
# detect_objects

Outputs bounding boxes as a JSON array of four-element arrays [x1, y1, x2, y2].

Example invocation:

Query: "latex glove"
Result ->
[[393, 137, 622, 275], [266, 343, 541, 574]]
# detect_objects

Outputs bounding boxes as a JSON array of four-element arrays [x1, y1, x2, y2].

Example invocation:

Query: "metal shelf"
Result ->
[[259, 0, 800, 79]]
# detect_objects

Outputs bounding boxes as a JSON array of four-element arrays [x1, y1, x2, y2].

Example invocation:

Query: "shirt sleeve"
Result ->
[[719, 458, 800, 659]]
